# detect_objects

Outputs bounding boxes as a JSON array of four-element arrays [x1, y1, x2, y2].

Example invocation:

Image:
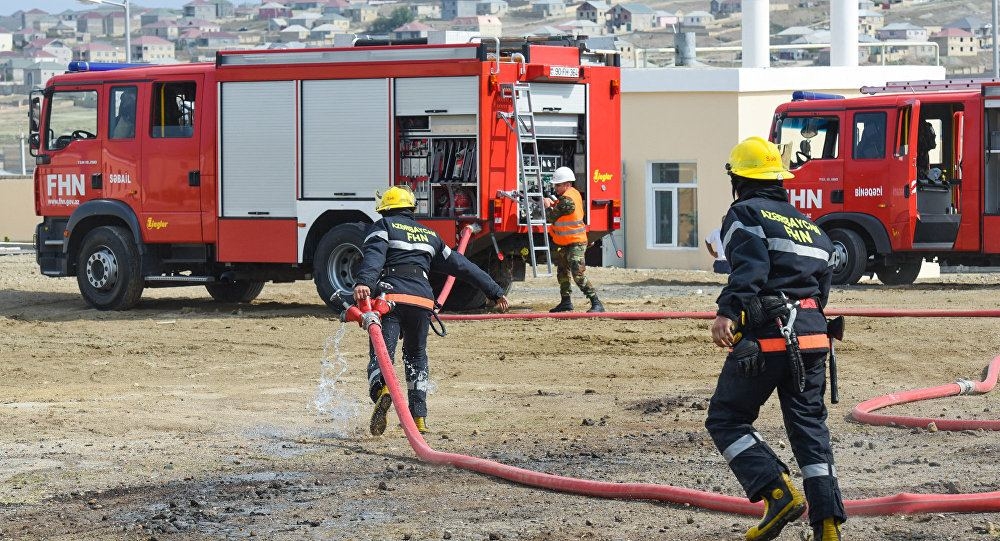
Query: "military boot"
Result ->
[[414, 417, 428, 434], [745, 473, 805, 541], [587, 296, 605, 313], [812, 518, 843, 541], [549, 296, 573, 313], [369, 385, 392, 436]]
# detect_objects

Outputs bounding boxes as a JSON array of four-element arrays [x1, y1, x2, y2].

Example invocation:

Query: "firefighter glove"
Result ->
[[730, 338, 764, 378]]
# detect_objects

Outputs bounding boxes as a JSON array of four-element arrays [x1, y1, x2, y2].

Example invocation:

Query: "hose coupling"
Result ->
[[955, 378, 977, 395]]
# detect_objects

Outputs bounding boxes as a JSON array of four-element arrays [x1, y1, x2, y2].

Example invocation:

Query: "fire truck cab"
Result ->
[[772, 81, 1000, 285], [28, 39, 621, 310]]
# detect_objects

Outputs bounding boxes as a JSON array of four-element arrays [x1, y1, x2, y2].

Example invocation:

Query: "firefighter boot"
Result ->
[[745, 473, 806, 541], [813, 518, 843, 541], [414, 417, 428, 434], [549, 296, 574, 313], [587, 296, 605, 313], [369, 385, 392, 436]]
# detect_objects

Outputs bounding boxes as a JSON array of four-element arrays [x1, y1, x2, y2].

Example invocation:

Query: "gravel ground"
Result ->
[[1, 254, 999, 541]]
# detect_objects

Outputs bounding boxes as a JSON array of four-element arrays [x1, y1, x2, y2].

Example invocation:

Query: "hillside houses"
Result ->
[[0, 0, 994, 96]]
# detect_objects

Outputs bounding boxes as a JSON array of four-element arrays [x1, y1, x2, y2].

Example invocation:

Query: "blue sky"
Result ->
[[5, 0, 198, 16]]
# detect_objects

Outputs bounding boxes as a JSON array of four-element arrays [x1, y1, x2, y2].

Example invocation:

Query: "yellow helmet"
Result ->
[[375, 185, 416, 212], [726, 136, 794, 180]]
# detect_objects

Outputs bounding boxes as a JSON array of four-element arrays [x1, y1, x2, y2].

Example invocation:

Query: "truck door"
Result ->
[[103, 84, 141, 209], [37, 85, 102, 218], [139, 75, 204, 243], [888, 100, 920, 250]]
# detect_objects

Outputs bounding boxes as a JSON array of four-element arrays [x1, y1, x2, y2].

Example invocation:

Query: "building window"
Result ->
[[647, 161, 698, 248]]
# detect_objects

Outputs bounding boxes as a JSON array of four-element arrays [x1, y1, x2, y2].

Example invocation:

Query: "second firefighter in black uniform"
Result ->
[[705, 137, 846, 541], [354, 186, 509, 436]]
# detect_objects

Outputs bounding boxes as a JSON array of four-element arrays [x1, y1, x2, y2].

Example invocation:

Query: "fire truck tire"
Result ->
[[314, 223, 366, 309], [828, 228, 867, 285], [876, 258, 922, 286], [76, 225, 144, 311], [205, 280, 266, 303]]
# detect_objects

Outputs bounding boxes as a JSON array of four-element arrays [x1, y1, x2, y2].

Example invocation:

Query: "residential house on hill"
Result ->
[[76, 11, 105, 36], [557, 19, 604, 36], [409, 3, 441, 19], [710, 0, 741, 18], [393, 21, 433, 40], [141, 9, 177, 27], [451, 15, 502, 37], [289, 12, 323, 28], [198, 31, 240, 49], [608, 4, 654, 33], [478, 0, 508, 17], [132, 35, 175, 62], [531, 0, 566, 18], [654, 11, 679, 28], [930, 28, 978, 57], [877, 22, 928, 42], [142, 20, 180, 40], [858, 8, 884, 37], [179, 18, 221, 33], [104, 11, 127, 38], [341, 4, 378, 24], [184, 1, 218, 21], [279, 24, 310, 41], [681, 10, 714, 28], [944, 16, 992, 49], [73, 42, 124, 62], [259, 3, 293, 20], [774, 25, 812, 45], [25, 38, 72, 64], [322, 0, 350, 15], [22, 9, 55, 32], [576, 2, 610, 25], [442, 0, 478, 21], [47, 20, 77, 40]]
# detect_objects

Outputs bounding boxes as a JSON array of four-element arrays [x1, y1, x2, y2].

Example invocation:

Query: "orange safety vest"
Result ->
[[550, 187, 588, 246]]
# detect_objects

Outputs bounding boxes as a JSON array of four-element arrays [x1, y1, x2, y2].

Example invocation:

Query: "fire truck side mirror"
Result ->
[[28, 95, 41, 154]]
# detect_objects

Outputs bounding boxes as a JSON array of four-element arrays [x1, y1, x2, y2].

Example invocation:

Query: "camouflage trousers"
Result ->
[[553, 242, 598, 299]]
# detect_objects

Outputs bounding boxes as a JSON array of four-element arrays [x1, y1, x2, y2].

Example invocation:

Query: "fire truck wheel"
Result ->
[[828, 228, 867, 286], [76, 225, 144, 311], [314, 223, 366, 309], [205, 280, 266, 303], [875, 258, 922, 286]]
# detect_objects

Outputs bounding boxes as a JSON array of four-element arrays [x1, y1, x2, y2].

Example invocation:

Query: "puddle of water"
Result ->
[[312, 324, 361, 436]]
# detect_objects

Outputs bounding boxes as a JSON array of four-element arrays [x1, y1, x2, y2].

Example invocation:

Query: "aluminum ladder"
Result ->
[[499, 82, 552, 278]]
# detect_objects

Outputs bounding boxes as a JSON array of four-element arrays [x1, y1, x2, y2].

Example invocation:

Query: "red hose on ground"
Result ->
[[440, 308, 1000, 321], [354, 304, 1000, 517], [852, 354, 1000, 431]]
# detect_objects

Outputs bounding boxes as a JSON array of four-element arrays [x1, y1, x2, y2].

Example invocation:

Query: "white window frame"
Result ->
[[645, 160, 699, 250]]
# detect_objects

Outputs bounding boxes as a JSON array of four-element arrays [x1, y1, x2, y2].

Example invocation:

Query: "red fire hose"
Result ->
[[434, 224, 478, 310], [343, 298, 1000, 517]]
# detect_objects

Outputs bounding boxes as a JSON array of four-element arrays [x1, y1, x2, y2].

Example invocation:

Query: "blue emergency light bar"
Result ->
[[791, 91, 845, 101], [68, 61, 148, 73]]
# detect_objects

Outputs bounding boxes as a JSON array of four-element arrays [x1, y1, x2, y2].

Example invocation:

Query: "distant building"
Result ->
[[0, 32, 13, 52], [710, 0, 741, 18], [576, 1, 610, 25], [131, 35, 175, 62], [25, 38, 73, 64], [531, 0, 565, 18], [858, 8, 885, 37], [184, 1, 218, 21], [73, 41, 124, 63], [141, 9, 178, 27], [142, 20, 180, 40], [441, 0, 477, 21], [198, 31, 240, 49], [25, 61, 64, 88], [478, 0, 508, 16], [930, 28, 978, 57], [944, 16, 991, 49], [681, 10, 715, 28], [774, 25, 813, 45], [279, 24, 310, 41], [341, 5, 378, 24], [409, 3, 441, 19], [76, 12, 105, 36], [392, 21, 434, 40], [451, 15, 501, 37], [876, 22, 928, 42], [608, 3, 654, 33], [653, 11, 679, 28], [259, 2, 294, 20], [316, 14, 350, 33], [288, 12, 323, 29]]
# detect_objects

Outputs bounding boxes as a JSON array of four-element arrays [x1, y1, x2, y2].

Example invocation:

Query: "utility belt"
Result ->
[[384, 293, 435, 310], [382, 264, 427, 280]]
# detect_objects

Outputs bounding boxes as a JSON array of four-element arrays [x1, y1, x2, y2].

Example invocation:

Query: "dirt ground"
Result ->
[[1, 253, 999, 541]]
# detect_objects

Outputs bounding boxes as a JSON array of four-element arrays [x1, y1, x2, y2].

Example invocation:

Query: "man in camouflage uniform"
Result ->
[[544, 167, 605, 313]]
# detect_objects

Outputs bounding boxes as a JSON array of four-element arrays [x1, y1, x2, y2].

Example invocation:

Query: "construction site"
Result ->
[[1, 253, 999, 540]]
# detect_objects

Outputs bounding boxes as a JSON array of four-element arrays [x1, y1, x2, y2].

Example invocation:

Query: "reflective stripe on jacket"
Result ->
[[550, 187, 587, 246]]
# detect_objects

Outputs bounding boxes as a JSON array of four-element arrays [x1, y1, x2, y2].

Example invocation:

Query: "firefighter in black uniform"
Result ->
[[705, 137, 846, 541], [354, 186, 509, 436]]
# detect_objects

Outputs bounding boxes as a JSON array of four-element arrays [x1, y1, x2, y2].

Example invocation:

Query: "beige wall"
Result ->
[[0, 177, 38, 242], [621, 92, 738, 270]]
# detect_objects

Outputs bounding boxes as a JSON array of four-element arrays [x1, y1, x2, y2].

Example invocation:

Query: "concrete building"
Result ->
[[876, 22, 928, 42], [184, 0, 218, 21], [608, 4, 655, 33], [451, 16, 501, 37], [576, 1, 610, 25], [930, 28, 978, 57], [441, 0, 477, 21], [131, 35, 175, 62], [477, 0, 508, 17], [531, 0, 565, 18], [392, 21, 434, 40], [73, 41, 125, 62]]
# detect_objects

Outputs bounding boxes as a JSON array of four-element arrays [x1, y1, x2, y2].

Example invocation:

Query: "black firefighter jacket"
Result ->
[[355, 212, 504, 309], [716, 185, 834, 342]]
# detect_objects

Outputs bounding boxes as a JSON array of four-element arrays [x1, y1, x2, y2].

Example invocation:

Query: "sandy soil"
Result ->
[[1, 253, 999, 541]]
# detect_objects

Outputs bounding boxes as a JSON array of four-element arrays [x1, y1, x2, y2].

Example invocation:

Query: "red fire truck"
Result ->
[[28, 39, 622, 310], [771, 81, 1000, 285]]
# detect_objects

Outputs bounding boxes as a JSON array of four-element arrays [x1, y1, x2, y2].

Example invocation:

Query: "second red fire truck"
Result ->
[[771, 81, 1000, 285], [29, 38, 622, 310]]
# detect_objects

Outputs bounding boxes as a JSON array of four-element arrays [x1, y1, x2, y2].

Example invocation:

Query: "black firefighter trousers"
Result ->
[[705, 347, 847, 526], [367, 303, 431, 419]]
